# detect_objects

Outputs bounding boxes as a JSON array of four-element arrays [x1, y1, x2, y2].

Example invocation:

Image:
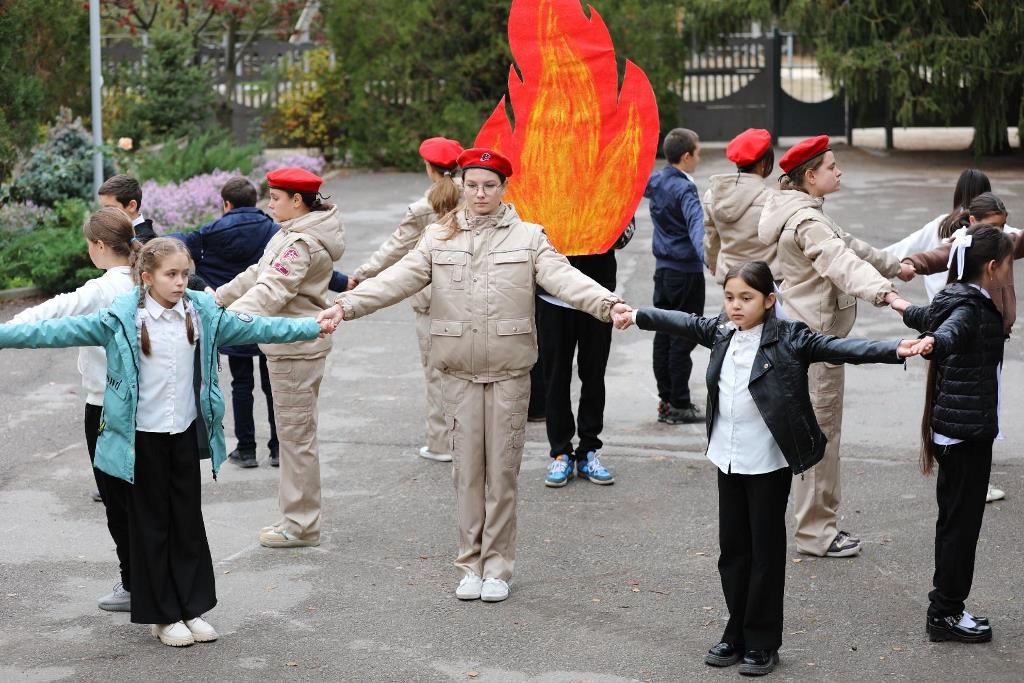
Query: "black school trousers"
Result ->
[[535, 297, 613, 459], [652, 268, 705, 407], [717, 466, 792, 651], [129, 423, 217, 624], [928, 439, 993, 619], [227, 352, 278, 454], [86, 403, 131, 590]]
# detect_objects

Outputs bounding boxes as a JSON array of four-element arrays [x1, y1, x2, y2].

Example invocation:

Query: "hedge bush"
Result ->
[[0, 198, 95, 293]]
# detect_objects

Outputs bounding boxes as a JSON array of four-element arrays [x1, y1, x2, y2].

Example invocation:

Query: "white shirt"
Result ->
[[705, 323, 789, 475], [136, 294, 198, 434], [132, 213, 146, 228], [11, 266, 134, 405]]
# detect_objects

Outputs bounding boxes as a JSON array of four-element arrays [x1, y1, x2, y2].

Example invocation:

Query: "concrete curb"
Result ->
[[0, 286, 44, 302]]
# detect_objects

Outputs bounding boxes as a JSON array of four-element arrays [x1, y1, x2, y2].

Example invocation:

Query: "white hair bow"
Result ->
[[946, 227, 973, 281]]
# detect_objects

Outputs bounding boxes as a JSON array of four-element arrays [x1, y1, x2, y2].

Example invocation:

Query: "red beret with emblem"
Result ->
[[457, 147, 514, 179], [266, 167, 323, 194], [726, 128, 772, 167], [779, 135, 831, 174], [419, 137, 464, 170]]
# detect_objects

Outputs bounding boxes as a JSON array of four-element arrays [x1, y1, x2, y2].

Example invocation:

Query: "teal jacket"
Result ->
[[0, 288, 321, 483]]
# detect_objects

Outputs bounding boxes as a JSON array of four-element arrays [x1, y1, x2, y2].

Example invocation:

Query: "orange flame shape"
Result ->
[[475, 0, 660, 256]]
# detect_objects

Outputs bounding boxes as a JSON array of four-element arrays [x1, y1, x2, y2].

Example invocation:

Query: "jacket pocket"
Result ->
[[429, 320, 472, 372], [430, 320, 466, 337], [432, 250, 469, 290], [490, 249, 533, 289], [105, 373, 130, 400], [496, 317, 532, 336]]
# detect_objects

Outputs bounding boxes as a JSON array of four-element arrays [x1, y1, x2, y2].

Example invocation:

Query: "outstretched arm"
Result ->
[[791, 324, 905, 365], [214, 308, 325, 347], [632, 307, 719, 349], [0, 313, 111, 349]]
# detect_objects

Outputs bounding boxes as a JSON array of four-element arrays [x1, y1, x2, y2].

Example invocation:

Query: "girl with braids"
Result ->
[[0, 237, 335, 647], [890, 225, 1012, 644], [9, 207, 139, 612], [348, 137, 464, 463]]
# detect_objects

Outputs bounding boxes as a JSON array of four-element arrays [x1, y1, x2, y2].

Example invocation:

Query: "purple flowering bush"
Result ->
[[256, 154, 326, 177], [143, 170, 236, 234], [0, 201, 56, 233]]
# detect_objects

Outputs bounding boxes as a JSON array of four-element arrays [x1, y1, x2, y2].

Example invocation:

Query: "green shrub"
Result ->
[[125, 131, 262, 184], [0, 198, 96, 293], [8, 112, 115, 207]]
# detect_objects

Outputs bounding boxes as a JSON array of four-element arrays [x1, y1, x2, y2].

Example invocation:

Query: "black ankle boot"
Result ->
[[738, 649, 779, 676], [704, 641, 742, 667], [926, 614, 992, 643]]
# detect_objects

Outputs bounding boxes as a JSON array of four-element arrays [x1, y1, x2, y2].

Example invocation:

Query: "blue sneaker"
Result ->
[[545, 455, 574, 488], [578, 451, 614, 485]]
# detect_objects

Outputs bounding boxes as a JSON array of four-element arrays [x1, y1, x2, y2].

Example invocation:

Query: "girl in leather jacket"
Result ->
[[615, 260, 920, 674]]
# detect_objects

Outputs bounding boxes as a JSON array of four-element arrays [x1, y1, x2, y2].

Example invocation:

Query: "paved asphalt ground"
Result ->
[[1, 147, 1023, 682]]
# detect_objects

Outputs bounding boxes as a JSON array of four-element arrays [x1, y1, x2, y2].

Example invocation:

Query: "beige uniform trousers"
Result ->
[[442, 372, 530, 582], [266, 356, 326, 541], [794, 361, 845, 556], [415, 311, 449, 455]]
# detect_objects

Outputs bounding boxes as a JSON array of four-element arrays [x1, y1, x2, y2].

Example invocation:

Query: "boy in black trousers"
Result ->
[[644, 128, 707, 424]]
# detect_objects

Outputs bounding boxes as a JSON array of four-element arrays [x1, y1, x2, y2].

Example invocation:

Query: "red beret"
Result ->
[[726, 128, 772, 167], [779, 135, 831, 174], [266, 167, 323, 194], [419, 137, 464, 170], [457, 147, 514, 179]]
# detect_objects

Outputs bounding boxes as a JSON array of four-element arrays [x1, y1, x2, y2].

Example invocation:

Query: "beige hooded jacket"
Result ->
[[217, 204, 345, 358], [758, 190, 898, 336], [703, 173, 779, 283], [336, 204, 620, 383]]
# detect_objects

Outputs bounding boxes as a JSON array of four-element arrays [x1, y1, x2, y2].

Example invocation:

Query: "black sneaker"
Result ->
[[826, 530, 862, 557], [227, 448, 258, 468], [704, 641, 743, 667], [926, 614, 992, 643], [738, 649, 779, 676], [664, 403, 703, 425], [269, 447, 280, 468]]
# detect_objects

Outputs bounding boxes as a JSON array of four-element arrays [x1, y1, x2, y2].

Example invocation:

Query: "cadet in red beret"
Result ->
[[703, 128, 778, 283], [348, 136, 466, 464], [266, 167, 324, 195], [458, 147, 514, 179], [758, 134, 914, 561]]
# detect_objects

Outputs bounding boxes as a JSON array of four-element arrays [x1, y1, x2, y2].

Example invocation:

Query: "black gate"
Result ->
[[679, 30, 847, 142]]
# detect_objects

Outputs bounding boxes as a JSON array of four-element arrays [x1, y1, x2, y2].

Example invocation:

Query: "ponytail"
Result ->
[[426, 169, 461, 219]]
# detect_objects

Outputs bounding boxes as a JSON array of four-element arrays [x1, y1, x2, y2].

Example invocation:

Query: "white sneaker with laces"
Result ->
[[184, 616, 218, 642], [456, 572, 483, 600], [480, 578, 510, 602], [986, 484, 1005, 503], [151, 621, 194, 647], [419, 446, 453, 462]]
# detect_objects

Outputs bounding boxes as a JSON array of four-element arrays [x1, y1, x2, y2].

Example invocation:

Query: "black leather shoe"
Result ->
[[227, 448, 257, 468], [738, 649, 779, 676], [966, 612, 990, 627], [704, 641, 742, 667], [926, 614, 992, 643], [269, 447, 280, 468]]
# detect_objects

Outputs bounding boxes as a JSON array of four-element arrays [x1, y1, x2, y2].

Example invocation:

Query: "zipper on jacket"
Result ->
[[207, 308, 227, 480]]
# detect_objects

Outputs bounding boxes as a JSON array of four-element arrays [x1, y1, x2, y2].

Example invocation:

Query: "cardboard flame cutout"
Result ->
[[475, 0, 659, 256]]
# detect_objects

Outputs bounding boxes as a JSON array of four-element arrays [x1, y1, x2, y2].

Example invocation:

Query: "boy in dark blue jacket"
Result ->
[[168, 177, 349, 468], [645, 127, 707, 425]]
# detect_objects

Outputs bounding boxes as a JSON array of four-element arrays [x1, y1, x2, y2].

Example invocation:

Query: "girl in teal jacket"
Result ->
[[0, 238, 333, 647]]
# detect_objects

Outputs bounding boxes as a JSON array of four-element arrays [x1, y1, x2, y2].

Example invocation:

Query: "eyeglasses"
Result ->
[[463, 182, 504, 196]]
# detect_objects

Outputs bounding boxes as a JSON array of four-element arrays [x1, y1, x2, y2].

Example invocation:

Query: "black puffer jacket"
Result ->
[[903, 283, 1004, 441], [636, 308, 904, 474]]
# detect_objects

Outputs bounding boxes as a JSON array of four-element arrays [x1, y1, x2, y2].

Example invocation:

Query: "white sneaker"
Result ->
[[419, 446, 452, 462], [987, 484, 1005, 503], [151, 621, 194, 647], [455, 572, 483, 600], [184, 616, 218, 642], [480, 578, 510, 602]]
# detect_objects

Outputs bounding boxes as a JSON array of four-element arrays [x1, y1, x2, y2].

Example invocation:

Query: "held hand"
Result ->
[[317, 304, 345, 328], [317, 318, 337, 338], [899, 336, 935, 358], [346, 277, 359, 291], [610, 302, 634, 330], [890, 297, 911, 315], [897, 261, 916, 282]]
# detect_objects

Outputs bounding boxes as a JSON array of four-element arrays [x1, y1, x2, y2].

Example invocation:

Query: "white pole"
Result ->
[[89, 0, 103, 195]]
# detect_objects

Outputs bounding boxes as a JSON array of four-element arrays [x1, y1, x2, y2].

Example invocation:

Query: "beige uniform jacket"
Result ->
[[758, 190, 899, 336], [353, 192, 434, 313], [703, 173, 779, 283], [336, 204, 621, 383], [217, 205, 345, 358]]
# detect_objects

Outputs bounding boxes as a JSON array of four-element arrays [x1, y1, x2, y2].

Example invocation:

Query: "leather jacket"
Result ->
[[635, 308, 904, 474]]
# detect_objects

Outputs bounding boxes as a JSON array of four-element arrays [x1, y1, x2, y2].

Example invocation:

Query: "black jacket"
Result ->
[[903, 283, 1004, 441], [636, 308, 904, 474]]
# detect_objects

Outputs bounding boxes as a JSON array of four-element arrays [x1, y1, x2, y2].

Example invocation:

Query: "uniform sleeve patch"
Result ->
[[235, 313, 254, 323], [281, 247, 300, 262], [272, 262, 290, 276]]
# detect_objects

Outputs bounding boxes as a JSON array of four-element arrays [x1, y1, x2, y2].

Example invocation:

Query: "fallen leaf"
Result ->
[[223, 570, 231, 574], [792, 558, 802, 564], [592, 598, 600, 603], [286, 661, 298, 667], [892, 645, 903, 652], [694, 551, 706, 556], [631, 588, 640, 593], [467, 672, 479, 679]]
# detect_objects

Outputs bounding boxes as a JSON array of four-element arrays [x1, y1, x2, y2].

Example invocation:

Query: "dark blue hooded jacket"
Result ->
[[644, 165, 705, 272]]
